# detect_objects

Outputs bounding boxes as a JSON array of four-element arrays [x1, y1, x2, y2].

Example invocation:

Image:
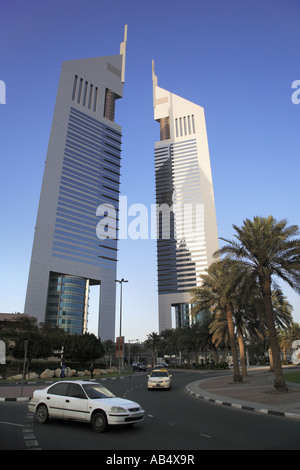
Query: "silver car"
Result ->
[[28, 380, 145, 432]]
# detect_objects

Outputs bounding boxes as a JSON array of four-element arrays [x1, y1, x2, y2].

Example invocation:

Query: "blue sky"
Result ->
[[1, 0, 300, 341]]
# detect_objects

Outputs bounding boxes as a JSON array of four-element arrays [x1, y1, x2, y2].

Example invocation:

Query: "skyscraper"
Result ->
[[152, 62, 219, 332], [24, 27, 127, 340]]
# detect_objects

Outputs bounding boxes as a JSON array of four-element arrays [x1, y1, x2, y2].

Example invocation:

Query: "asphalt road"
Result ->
[[1, 370, 300, 452]]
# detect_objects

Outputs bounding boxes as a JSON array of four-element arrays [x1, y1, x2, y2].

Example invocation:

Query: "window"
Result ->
[[174, 115, 196, 136], [77, 78, 83, 104], [93, 87, 98, 112], [67, 383, 87, 399], [187, 115, 191, 134], [48, 383, 69, 396], [151, 371, 168, 377], [83, 81, 88, 106], [191, 114, 196, 133], [88, 84, 93, 109], [71, 75, 98, 113], [83, 383, 115, 399], [72, 75, 78, 101]]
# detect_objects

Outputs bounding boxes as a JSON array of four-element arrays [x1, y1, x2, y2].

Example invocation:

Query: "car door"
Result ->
[[63, 383, 89, 422], [46, 382, 69, 418]]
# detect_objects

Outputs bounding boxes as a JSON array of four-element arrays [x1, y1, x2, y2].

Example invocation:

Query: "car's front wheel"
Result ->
[[35, 404, 49, 424], [91, 411, 107, 433]]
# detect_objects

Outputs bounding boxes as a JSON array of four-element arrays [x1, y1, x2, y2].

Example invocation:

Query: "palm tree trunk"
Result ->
[[283, 349, 286, 361], [225, 303, 242, 383], [259, 271, 288, 392], [196, 350, 200, 365], [212, 346, 218, 363], [268, 347, 274, 372], [237, 329, 248, 377]]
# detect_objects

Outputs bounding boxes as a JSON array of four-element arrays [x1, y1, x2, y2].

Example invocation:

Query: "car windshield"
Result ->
[[151, 371, 168, 377], [82, 383, 116, 399]]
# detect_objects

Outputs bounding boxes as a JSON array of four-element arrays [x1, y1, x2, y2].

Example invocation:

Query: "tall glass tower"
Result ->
[[24, 27, 127, 339], [152, 62, 219, 331]]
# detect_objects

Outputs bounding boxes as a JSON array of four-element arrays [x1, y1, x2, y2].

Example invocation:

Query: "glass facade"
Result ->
[[52, 107, 120, 269], [175, 303, 209, 328], [45, 273, 89, 334], [155, 139, 206, 295]]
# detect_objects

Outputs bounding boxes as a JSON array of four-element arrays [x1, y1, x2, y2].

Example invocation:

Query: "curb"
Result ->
[[0, 397, 30, 402], [185, 383, 300, 421]]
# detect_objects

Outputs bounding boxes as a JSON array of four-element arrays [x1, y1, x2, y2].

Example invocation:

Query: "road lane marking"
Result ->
[[0, 421, 24, 427], [23, 412, 41, 450]]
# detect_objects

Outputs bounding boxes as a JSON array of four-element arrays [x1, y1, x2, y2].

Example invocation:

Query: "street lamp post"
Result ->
[[115, 278, 128, 374]]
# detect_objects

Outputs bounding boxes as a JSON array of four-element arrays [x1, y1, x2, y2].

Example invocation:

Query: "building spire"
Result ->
[[120, 25, 127, 83], [152, 59, 157, 109]]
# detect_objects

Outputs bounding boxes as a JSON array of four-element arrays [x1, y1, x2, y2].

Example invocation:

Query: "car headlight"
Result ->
[[110, 406, 127, 413]]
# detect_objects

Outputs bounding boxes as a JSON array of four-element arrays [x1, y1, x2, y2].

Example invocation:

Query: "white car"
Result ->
[[28, 380, 145, 432], [147, 369, 172, 390]]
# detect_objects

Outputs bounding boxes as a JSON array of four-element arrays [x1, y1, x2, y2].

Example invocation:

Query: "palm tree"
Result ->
[[191, 259, 245, 383], [209, 314, 231, 362], [160, 328, 179, 363], [233, 309, 249, 377], [144, 332, 161, 366], [271, 290, 293, 330], [185, 321, 215, 365], [279, 322, 300, 359], [196, 319, 219, 364], [209, 290, 254, 377], [235, 287, 292, 371], [218, 216, 300, 392]]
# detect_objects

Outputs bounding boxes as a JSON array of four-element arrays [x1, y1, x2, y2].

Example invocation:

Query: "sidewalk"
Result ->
[[0, 383, 50, 401], [186, 369, 300, 420]]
